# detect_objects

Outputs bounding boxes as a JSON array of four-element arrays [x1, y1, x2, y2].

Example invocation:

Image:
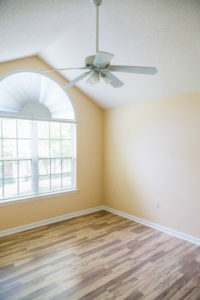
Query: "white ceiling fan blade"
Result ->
[[94, 51, 114, 67], [63, 71, 92, 88], [108, 65, 157, 75], [103, 71, 124, 88], [40, 67, 87, 73]]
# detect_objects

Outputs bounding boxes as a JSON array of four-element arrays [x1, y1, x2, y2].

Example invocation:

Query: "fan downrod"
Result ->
[[91, 0, 102, 6]]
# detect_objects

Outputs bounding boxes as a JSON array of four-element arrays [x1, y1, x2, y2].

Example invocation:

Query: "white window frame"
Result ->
[[0, 116, 77, 205]]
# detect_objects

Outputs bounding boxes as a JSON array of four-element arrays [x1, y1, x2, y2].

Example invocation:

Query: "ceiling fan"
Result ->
[[41, 0, 157, 88]]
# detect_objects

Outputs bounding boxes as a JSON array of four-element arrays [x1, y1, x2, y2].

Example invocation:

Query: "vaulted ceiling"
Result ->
[[0, 0, 200, 108]]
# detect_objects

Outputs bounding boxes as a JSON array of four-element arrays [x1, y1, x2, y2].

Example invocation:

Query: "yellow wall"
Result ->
[[1, 56, 200, 239], [0, 56, 104, 230], [104, 92, 200, 238]]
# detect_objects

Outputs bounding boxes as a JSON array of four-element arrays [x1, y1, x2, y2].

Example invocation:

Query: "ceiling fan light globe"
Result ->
[[87, 72, 100, 85], [102, 75, 112, 85]]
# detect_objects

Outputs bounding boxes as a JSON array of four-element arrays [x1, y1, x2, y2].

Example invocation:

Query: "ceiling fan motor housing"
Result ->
[[91, 0, 102, 6]]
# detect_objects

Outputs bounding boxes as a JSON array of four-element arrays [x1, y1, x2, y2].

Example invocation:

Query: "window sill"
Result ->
[[0, 188, 79, 206]]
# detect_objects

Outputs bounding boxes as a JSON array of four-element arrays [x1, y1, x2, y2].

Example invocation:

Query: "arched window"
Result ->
[[0, 71, 76, 202]]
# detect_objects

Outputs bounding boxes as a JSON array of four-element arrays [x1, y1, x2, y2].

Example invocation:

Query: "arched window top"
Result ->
[[0, 71, 76, 122]]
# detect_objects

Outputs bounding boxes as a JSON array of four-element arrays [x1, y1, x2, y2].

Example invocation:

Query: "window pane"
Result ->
[[0, 120, 2, 138], [2, 119, 16, 138], [61, 140, 72, 156], [0, 140, 2, 158], [50, 122, 60, 139], [51, 159, 61, 174], [18, 119, 31, 138], [4, 178, 18, 198], [18, 140, 31, 158], [61, 123, 72, 139], [62, 158, 72, 173], [37, 121, 49, 139], [39, 175, 50, 193], [62, 174, 72, 188], [0, 183, 2, 199], [0, 161, 2, 178], [51, 174, 61, 190], [0, 169, 3, 199], [19, 177, 32, 196], [19, 160, 31, 177], [38, 140, 49, 157], [3, 160, 18, 179], [3, 139, 17, 158], [39, 159, 50, 175], [50, 140, 60, 156]]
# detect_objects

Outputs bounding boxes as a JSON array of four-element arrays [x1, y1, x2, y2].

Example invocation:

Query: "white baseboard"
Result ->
[[1, 205, 200, 246], [0, 206, 104, 237], [102, 205, 200, 246]]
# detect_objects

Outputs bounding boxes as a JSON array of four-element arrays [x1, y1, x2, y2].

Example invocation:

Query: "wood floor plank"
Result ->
[[1, 211, 200, 299]]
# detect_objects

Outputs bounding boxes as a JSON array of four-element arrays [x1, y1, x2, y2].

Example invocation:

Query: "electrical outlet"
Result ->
[[111, 188, 115, 196], [154, 201, 160, 208]]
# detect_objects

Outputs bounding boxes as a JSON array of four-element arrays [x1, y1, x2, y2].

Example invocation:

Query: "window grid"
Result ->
[[31, 120, 38, 194], [49, 122, 51, 191], [0, 118, 75, 201], [1, 159, 32, 198], [37, 122, 73, 193], [16, 119, 19, 196], [58, 135, 61, 190], [0, 119, 4, 198]]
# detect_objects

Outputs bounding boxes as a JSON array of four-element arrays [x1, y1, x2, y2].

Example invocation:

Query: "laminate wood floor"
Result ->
[[0, 211, 200, 300]]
